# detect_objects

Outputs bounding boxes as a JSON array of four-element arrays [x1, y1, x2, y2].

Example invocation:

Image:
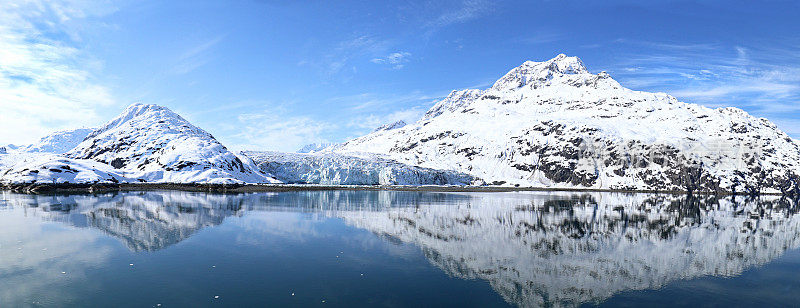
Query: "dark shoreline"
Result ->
[[0, 182, 780, 196]]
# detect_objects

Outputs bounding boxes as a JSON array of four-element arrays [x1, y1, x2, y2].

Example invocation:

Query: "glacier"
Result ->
[[242, 151, 475, 185]]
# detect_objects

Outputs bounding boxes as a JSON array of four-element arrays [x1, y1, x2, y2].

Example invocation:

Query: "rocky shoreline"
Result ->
[[0, 182, 785, 195]]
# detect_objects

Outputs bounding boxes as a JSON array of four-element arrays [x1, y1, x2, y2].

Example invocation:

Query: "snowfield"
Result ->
[[17, 128, 95, 154]]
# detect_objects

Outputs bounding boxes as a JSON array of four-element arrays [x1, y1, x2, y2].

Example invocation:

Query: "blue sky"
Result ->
[[1, 0, 799, 151]]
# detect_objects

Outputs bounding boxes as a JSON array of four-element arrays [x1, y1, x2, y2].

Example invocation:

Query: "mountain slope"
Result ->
[[18, 128, 94, 154], [333, 54, 800, 192]]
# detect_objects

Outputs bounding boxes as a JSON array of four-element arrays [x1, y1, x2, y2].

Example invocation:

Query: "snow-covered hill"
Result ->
[[1, 104, 278, 184], [242, 151, 474, 185], [333, 54, 800, 193], [65, 103, 276, 183], [16, 128, 94, 154]]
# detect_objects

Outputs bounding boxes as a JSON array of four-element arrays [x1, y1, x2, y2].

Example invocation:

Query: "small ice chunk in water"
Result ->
[[291, 293, 295, 296], [61, 271, 66, 274], [214, 296, 220, 299]]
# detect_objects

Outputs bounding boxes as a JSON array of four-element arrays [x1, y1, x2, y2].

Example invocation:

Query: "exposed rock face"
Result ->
[[333, 54, 800, 193], [242, 151, 475, 185]]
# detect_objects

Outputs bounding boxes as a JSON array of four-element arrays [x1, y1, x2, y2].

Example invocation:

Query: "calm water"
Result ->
[[1, 190, 800, 307]]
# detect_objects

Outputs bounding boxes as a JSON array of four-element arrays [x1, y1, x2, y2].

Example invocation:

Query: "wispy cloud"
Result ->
[[221, 104, 337, 152], [425, 0, 491, 31], [516, 31, 562, 45], [301, 35, 393, 77], [347, 106, 427, 131], [327, 91, 439, 112], [169, 36, 225, 75], [608, 40, 800, 136], [0, 0, 118, 145], [371, 51, 411, 69]]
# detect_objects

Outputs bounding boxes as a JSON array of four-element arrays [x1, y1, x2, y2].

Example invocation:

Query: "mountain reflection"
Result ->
[[2, 190, 799, 307], [337, 193, 800, 307]]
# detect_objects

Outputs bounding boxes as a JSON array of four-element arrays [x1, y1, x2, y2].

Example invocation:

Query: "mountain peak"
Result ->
[[548, 53, 588, 74], [87, 103, 186, 140], [492, 54, 589, 91]]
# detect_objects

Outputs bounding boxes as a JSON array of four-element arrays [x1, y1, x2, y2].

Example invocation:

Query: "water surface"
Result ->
[[1, 190, 799, 307]]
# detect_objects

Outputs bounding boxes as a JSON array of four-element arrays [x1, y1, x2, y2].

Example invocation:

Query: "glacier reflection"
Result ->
[[2, 190, 799, 307]]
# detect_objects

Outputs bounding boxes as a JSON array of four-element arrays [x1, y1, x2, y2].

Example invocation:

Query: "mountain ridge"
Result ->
[[2, 54, 798, 193]]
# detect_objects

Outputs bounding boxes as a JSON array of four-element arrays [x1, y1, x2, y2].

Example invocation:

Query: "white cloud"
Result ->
[[326, 91, 437, 112], [0, 0, 118, 145], [307, 35, 393, 76], [226, 110, 337, 152], [371, 51, 411, 69], [169, 36, 224, 75]]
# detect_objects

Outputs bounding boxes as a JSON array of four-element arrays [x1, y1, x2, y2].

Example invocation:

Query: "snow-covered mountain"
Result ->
[[1, 104, 278, 184], [16, 128, 94, 154], [333, 54, 800, 193], [64, 103, 275, 183], [242, 151, 474, 185], [297, 142, 336, 153]]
